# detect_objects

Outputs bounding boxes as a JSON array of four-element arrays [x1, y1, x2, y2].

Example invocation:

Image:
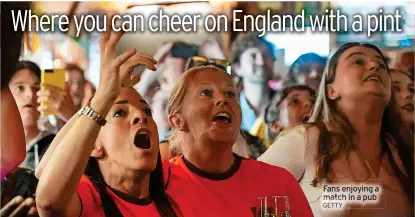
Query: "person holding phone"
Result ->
[[37, 63, 84, 134]]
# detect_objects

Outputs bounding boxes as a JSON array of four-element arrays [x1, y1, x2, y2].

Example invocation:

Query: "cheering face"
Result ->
[[391, 71, 414, 126], [95, 88, 159, 172], [237, 47, 273, 83], [277, 90, 315, 129], [329, 46, 391, 107], [180, 69, 242, 147], [9, 69, 40, 128]]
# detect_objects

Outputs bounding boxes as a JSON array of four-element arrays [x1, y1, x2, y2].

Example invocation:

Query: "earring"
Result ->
[[329, 94, 340, 100]]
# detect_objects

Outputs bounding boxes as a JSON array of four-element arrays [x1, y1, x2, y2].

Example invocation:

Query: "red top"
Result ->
[[77, 175, 161, 217], [165, 155, 314, 217]]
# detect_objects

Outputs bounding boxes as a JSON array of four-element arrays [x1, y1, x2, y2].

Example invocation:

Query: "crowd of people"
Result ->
[[1, 2, 414, 217]]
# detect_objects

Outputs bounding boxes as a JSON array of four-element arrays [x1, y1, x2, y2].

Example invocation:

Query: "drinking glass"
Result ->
[[255, 196, 291, 217]]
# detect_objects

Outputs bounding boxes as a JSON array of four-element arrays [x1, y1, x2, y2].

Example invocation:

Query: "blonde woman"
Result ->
[[164, 65, 313, 217]]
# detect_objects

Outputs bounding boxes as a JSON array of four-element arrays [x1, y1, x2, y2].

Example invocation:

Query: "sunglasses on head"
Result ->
[[186, 56, 232, 75]]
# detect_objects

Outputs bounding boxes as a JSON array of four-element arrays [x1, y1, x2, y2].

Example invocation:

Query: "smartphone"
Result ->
[[41, 68, 66, 116], [170, 42, 198, 58]]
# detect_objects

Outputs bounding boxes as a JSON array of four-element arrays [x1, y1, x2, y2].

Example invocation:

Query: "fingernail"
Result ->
[[25, 198, 35, 205], [15, 196, 24, 203]]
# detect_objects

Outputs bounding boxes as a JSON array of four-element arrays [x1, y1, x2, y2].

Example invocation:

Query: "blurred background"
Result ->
[[23, 1, 414, 87]]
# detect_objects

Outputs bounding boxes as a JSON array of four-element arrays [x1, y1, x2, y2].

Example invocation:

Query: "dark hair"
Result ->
[[229, 32, 276, 65], [1, 168, 38, 206], [14, 61, 41, 80], [1, 2, 31, 89], [308, 42, 414, 203], [65, 63, 85, 76], [286, 53, 327, 85], [265, 85, 316, 124], [84, 154, 181, 217]]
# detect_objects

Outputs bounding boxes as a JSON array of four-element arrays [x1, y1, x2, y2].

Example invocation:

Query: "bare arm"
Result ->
[[36, 94, 112, 216], [35, 114, 78, 179], [36, 16, 157, 216], [257, 127, 307, 181]]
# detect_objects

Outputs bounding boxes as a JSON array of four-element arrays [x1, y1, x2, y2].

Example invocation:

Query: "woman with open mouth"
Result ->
[[258, 43, 414, 217], [164, 65, 313, 217], [390, 68, 414, 132], [35, 15, 182, 217]]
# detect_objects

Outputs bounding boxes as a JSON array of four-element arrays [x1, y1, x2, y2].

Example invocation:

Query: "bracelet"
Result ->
[[77, 105, 107, 126]]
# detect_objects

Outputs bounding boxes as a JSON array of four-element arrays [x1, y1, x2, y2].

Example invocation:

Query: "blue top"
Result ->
[[239, 91, 258, 132]]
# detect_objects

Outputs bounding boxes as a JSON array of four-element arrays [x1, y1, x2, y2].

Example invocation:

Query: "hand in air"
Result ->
[[96, 14, 157, 103]]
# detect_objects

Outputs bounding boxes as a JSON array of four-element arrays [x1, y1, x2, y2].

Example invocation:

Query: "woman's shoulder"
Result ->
[[78, 175, 97, 194], [77, 175, 100, 201], [276, 124, 320, 147]]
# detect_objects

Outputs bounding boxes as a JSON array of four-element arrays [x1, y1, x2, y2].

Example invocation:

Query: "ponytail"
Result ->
[[84, 158, 123, 217], [150, 153, 182, 217]]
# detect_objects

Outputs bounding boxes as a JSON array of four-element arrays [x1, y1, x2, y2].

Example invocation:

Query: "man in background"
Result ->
[[229, 32, 276, 132]]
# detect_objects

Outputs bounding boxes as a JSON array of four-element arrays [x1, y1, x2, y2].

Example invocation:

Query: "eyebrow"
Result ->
[[288, 93, 300, 98], [345, 52, 383, 61], [114, 100, 129, 105], [114, 99, 148, 105], [11, 81, 39, 86], [198, 82, 235, 88], [11, 82, 25, 86]]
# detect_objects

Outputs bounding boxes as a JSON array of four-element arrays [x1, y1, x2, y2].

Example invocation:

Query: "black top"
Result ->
[[1, 168, 38, 207], [20, 133, 55, 170], [106, 185, 153, 206], [182, 153, 243, 181]]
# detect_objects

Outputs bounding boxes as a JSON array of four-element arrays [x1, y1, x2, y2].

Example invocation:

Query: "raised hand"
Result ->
[[96, 14, 157, 104]]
